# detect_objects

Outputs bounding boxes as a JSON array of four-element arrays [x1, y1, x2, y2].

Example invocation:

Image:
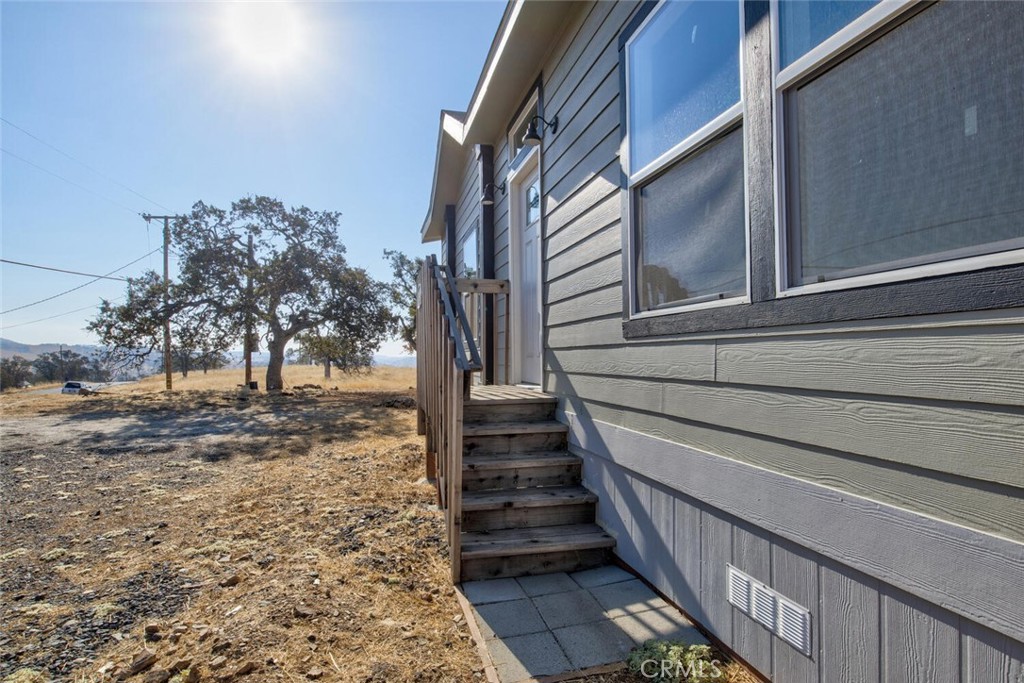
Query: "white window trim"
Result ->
[[625, 0, 751, 320], [770, 0, 1024, 299]]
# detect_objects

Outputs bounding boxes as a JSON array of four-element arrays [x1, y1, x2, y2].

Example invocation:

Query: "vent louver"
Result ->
[[726, 565, 812, 656]]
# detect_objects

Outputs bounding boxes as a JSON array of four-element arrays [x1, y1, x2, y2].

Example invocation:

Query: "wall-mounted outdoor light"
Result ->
[[481, 181, 506, 206], [524, 115, 558, 147]]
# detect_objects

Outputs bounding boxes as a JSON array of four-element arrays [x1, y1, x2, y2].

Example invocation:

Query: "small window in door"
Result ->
[[526, 182, 541, 225]]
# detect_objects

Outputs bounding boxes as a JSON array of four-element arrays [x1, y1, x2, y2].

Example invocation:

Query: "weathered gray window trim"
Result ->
[[619, 0, 1024, 339]]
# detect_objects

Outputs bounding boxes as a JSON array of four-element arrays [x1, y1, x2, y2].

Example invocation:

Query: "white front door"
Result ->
[[517, 167, 542, 385]]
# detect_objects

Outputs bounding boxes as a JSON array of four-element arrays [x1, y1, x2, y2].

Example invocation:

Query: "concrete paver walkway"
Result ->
[[460, 566, 708, 682]]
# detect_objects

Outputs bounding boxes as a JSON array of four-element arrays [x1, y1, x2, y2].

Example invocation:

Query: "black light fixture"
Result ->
[[524, 114, 558, 147], [481, 181, 506, 206]]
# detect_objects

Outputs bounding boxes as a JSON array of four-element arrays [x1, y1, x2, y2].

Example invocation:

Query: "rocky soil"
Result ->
[[1, 387, 480, 683], [1, 380, 757, 683]]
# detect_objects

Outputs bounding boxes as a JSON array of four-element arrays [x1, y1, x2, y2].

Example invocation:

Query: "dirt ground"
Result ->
[[1, 368, 488, 683], [1, 368, 755, 683]]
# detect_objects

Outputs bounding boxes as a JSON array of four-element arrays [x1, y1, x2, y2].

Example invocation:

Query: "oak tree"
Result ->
[[92, 196, 396, 391]]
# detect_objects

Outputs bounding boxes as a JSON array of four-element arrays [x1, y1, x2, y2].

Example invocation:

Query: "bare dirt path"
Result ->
[[1, 383, 482, 682]]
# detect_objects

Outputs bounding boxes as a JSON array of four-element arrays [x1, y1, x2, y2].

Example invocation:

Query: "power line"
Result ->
[[0, 117, 173, 213], [1, 297, 125, 331], [1, 147, 142, 217], [1, 258, 128, 282], [0, 247, 161, 315]]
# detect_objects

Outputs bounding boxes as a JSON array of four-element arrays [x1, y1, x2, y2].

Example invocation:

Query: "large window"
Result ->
[[777, 1, 1024, 292], [621, 0, 1024, 338], [777, 0, 876, 69], [626, 0, 746, 314]]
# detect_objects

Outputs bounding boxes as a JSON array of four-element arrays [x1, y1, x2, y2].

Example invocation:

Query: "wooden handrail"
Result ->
[[453, 277, 512, 385], [442, 264, 483, 372], [431, 261, 477, 372], [416, 254, 469, 582], [416, 256, 515, 582], [453, 278, 509, 294]]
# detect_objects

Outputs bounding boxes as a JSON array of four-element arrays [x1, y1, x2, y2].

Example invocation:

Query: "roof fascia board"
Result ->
[[463, 0, 525, 139], [421, 110, 466, 243]]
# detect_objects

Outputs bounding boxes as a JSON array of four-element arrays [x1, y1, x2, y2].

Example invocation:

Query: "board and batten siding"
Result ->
[[445, 0, 1024, 679]]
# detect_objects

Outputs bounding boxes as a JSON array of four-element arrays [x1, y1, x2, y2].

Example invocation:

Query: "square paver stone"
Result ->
[[590, 579, 668, 618], [553, 620, 637, 669], [462, 578, 527, 605], [516, 572, 578, 597], [474, 598, 548, 639], [534, 589, 608, 630], [487, 631, 572, 681], [570, 565, 634, 589], [611, 607, 708, 646]]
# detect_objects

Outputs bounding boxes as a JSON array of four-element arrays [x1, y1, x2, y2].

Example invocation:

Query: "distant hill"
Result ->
[[0, 338, 100, 361], [1, 338, 415, 369], [373, 355, 416, 368]]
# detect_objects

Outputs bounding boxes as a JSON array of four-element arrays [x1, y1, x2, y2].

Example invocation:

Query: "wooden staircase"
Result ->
[[416, 256, 613, 583], [457, 386, 615, 581]]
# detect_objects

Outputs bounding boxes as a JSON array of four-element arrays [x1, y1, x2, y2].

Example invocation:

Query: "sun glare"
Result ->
[[222, 2, 306, 74]]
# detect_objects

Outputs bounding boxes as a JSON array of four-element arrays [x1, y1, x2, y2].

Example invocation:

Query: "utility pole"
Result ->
[[143, 214, 184, 392]]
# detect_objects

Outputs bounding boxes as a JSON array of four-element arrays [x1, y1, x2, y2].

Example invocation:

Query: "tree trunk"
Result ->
[[266, 337, 287, 390], [323, 359, 331, 379]]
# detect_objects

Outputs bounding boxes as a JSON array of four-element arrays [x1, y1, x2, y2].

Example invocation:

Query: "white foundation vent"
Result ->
[[727, 564, 812, 656]]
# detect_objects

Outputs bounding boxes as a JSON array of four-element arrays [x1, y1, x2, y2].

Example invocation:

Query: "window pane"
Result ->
[[509, 112, 533, 168], [628, 0, 740, 172], [526, 180, 541, 225], [637, 127, 745, 311], [789, 2, 1024, 286], [778, 0, 876, 69], [460, 229, 478, 278]]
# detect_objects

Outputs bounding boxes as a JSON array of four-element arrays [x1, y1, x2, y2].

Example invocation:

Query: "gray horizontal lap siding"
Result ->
[[525, 0, 1024, 530], [453, 150, 481, 273], [445, 0, 1024, 679], [581, 449, 1024, 683]]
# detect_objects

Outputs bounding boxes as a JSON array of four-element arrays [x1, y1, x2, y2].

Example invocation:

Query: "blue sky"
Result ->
[[1, 0, 504, 352]]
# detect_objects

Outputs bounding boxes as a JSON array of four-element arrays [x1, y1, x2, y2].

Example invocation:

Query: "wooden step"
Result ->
[[466, 387, 557, 406], [463, 420, 568, 455], [461, 486, 597, 532], [460, 523, 615, 580], [463, 400, 556, 425], [462, 421, 568, 436], [463, 452, 581, 491]]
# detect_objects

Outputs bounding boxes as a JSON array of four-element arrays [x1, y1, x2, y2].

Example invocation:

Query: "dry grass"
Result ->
[[1, 365, 760, 683], [0, 365, 416, 418], [1, 366, 489, 682], [126, 365, 416, 394]]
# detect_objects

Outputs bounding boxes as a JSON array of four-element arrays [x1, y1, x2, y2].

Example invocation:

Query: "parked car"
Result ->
[[61, 381, 87, 395]]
